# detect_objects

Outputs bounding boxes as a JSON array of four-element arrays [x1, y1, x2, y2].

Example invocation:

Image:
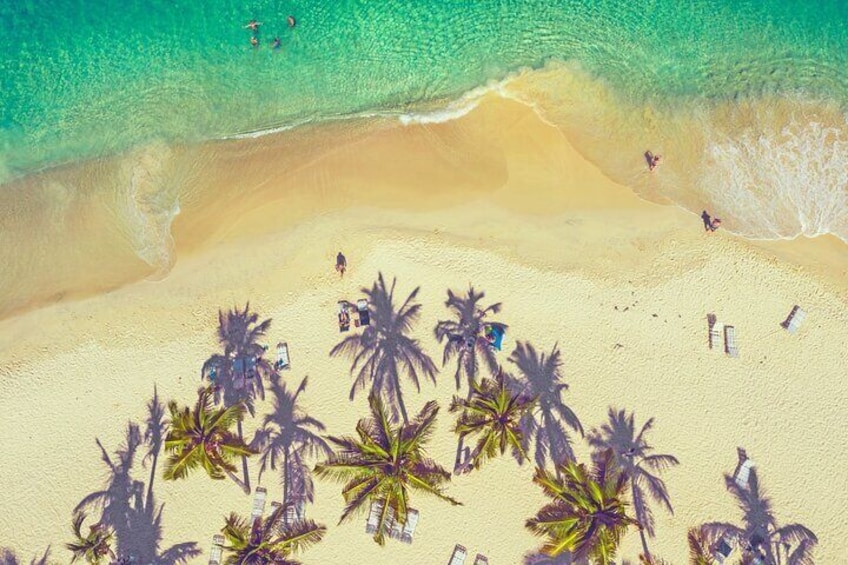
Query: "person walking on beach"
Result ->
[[336, 252, 347, 278], [701, 210, 713, 232]]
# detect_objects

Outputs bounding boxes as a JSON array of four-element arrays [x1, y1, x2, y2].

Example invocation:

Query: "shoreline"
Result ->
[[1, 90, 846, 562], [1, 81, 847, 323]]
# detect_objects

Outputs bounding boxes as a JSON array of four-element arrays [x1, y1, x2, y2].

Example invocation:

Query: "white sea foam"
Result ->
[[699, 115, 848, 243], [117, 142, 181, 276]]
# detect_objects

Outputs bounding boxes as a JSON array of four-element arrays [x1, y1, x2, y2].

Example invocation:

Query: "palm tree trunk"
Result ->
[[225, 467, 251, 494], [633, 482, 651, 560], [237, 419, 251, 493]]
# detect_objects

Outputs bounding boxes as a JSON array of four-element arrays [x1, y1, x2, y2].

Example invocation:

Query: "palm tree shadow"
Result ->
[[508, 342, 583, 470], [701, 450, 817, 564], [523, 550, 574, 564], [252, 377, 332, 512], [330, 272, 437, 424], [0, 548, 54, 565], [75, 388, 200, 564]]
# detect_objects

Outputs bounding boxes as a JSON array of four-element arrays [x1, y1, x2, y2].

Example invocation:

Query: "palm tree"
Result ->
[[587, 408, 679, 560], [449, 369, 535, 472], [314, 394, 461, 545], [65, 513, 114, 564], [687, 527, 718, 565], [218, 504, 326, 565], [526, 450, 640, 564], [509, 342, 583, 470], [434, 286, 503, 392], [701, 460, 817, 565], [251, 377, 332, 508], [163, 387, 256, 494], [330, 273, 437, 423], [202, 303, 277, 491]]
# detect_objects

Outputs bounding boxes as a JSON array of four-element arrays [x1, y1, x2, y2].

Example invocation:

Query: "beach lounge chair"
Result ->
[[473, 555, 489, 565], [724, 325, 738, 358], [275, 341, 291, 370], [338, 301, 351, 332], [356, 298, 371, 326], [283, 499, 306, 525], [713, 535, 735, 563], [400, 508, 419, 544], [484, 323, 506, 351], [448, 544, 467, 565], [250, 486, 267, 525], [208, 534, 224, 565], [734, 456, 755, 489], [366, 500, 383, 534], [781, 305, 806, 334], [708, 314, 722, 350]]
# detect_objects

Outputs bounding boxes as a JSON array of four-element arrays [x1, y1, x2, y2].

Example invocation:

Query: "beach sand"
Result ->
[[1, 94, 846, 563]]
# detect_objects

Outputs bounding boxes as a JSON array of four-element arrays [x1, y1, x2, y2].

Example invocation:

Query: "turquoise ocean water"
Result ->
[[1, 0, 847, 317], [3, 0, 847, 178]]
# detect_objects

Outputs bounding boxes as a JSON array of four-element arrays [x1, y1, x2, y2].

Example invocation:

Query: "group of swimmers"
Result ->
[[245, 16, 295, 48]]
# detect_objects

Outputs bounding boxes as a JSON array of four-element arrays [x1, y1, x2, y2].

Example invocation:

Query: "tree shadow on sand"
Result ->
[[251, 377, 332, 509], [0, 548, 56, 565], [508, 342, 583, 471], [330, 273, 437, 424], [523, 550, 574, 564], [75, 387, 199, 564], [701, 449, 817, 565]]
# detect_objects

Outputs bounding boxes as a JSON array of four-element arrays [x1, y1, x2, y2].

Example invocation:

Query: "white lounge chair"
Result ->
[[448, 544, 467, 565], [735, 457, 755, 489], [781, 305, 806, 334], [724, 325, 738, 358], [250, 486, 267, 525], [208, 534, 224, 565], [400, 508, 419, 544], [366, 501, 382, 534], [284, 499, 306, 525], [473, 555, 489, 565], [275, 341, 291, 370]]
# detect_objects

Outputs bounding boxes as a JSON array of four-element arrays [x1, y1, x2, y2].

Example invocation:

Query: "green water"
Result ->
[[2, 0, 847, 180]]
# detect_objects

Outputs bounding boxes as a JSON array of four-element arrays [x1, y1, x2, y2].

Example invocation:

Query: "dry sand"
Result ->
[[1, 95, 846, 564]]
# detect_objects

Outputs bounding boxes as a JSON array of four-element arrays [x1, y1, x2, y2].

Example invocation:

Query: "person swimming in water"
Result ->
[[287, 15, 297, 28], [250, 36, 259, 47], [271, 37, 281, 49], [245, 19, 262, 31]]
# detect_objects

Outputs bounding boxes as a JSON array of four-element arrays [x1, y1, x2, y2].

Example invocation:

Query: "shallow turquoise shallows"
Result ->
[[1, 0, 847, 180]]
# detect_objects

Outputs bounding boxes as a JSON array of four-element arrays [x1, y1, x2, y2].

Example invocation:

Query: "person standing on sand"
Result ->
[[701, 210, 713, 232], [336, 252, 347, 278]]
